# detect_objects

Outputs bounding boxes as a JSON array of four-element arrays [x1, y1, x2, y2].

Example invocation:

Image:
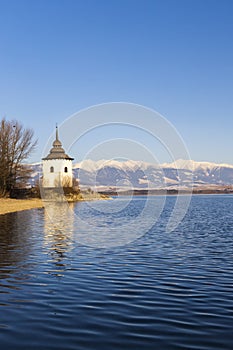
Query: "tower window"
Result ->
[[50, 166, 54, 173], [64, 167, 68, 173]]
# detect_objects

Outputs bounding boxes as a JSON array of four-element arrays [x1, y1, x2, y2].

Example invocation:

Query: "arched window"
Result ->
[[64, 167, 68, 173], [50, 166, 54, 173]]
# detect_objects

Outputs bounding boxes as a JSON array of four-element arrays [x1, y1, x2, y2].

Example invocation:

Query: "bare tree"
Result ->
[[0, 118, 37, 196]]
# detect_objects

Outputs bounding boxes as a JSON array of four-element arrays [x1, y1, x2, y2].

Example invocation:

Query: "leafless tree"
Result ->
[[0, 118, 37, 196]]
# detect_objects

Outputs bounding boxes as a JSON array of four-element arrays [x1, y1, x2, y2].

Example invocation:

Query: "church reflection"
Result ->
[[43, 202, 74, 273]]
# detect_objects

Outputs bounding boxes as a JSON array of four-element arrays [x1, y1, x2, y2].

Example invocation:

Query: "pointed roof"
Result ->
[[42, 126, 74, 160]]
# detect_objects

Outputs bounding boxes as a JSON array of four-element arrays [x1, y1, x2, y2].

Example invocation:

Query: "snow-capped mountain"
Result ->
[[30, 159, 233, 190], [162, 159, 233, 172], [73, 159, 233, 189]]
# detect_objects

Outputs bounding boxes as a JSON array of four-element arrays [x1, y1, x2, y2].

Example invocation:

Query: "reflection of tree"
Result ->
[[44, 203, 74, 274], [0, 211, 35, 280]]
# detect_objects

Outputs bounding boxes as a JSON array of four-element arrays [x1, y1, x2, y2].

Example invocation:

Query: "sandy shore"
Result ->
[[0, 198, 44, 215]]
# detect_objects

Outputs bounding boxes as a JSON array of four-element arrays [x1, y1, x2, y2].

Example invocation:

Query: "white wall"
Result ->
[[42, 159, 73, 187]]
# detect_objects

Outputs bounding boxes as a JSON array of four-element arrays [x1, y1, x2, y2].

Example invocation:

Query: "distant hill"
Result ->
[[30, 159, 233, 191]]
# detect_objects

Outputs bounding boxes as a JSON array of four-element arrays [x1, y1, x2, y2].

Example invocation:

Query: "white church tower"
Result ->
[[42, 126, 74, 188]]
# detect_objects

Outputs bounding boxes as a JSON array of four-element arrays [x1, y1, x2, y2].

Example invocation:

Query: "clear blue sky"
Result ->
[[0, 0, 233, 164]]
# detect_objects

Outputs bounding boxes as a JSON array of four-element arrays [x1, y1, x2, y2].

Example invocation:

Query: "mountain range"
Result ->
[[31, 159, 233, 190]]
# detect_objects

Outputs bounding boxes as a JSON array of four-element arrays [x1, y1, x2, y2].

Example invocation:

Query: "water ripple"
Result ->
[[0, 196, 233, 349]]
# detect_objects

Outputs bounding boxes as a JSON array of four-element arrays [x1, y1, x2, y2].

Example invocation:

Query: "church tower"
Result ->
[[42, 126, 74, 188]]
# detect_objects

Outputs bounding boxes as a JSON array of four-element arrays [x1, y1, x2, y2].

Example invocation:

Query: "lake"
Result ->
[[0, 195, 233, 349]]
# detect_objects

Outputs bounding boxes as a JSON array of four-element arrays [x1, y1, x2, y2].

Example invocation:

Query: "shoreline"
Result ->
[[0, 191, 232, 216], [0, 193, 110, 216], [0, 198, 44, 216]]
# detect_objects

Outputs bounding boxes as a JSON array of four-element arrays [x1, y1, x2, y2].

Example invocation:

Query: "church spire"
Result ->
[[56, 123, 58, 141], [42, 124, 74, 161]]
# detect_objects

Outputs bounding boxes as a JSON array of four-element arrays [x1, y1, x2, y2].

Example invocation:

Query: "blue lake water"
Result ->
[[0, 195, 233, 349]]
